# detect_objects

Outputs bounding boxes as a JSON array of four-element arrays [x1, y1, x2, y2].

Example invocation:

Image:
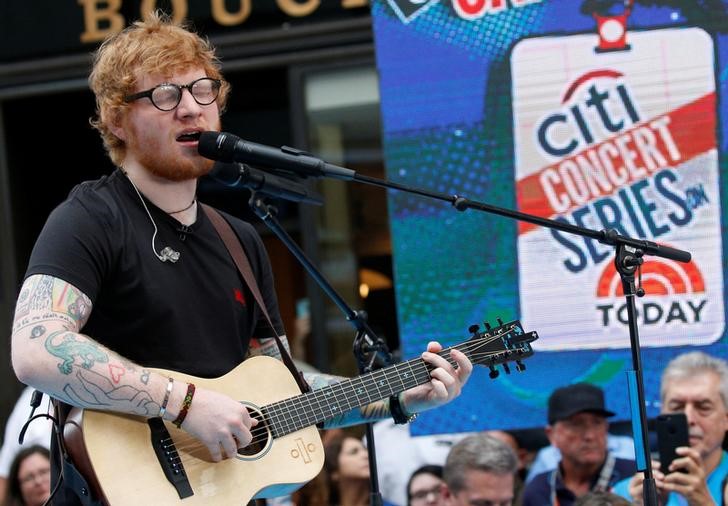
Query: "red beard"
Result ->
[[125, 121, 219, 181]]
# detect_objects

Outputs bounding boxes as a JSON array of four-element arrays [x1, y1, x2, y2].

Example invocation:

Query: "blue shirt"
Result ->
[[612, 450, 728, 505], [522, 455, 637, 506]]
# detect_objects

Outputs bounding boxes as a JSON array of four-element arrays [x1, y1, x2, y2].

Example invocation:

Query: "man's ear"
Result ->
[[107, 108, 128, 142]]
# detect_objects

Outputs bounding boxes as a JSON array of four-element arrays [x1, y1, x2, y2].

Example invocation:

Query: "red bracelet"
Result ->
[[172, 383, 196, 429]]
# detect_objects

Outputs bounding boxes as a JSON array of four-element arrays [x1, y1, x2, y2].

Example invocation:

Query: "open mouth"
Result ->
[[176, 131, 201, 142]]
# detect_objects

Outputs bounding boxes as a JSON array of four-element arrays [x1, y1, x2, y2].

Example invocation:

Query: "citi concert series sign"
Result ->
[[513, 28, 723, 350], [371, 1, 728, 433]]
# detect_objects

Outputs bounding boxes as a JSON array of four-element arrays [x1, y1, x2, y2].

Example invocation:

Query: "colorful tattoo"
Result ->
[[53, 281, 91, 324], [45, 330, 109, 375], [108, 364, 126, 384]]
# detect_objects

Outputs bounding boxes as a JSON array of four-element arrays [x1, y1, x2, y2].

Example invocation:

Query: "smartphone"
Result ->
[[655, 413, 689, 474]]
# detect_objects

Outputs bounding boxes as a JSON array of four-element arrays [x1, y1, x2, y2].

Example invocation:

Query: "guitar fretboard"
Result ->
[[260, 329, 530, 438], [262, 354, 434, 438]]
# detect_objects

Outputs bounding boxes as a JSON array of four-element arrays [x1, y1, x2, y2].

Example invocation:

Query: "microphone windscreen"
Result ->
[[198, 131, 236, 162]]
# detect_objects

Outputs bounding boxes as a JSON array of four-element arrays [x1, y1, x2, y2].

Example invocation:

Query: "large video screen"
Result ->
[[372, 0, 728, 433]]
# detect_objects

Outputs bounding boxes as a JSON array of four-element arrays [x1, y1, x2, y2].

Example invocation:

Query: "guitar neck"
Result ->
[[262, 354, 433, 438], [261, 336, 501, 438]]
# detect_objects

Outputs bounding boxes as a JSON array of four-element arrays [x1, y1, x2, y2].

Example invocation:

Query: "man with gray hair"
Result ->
[[442, 433, 518, 506], [614, 351, 728, 505]]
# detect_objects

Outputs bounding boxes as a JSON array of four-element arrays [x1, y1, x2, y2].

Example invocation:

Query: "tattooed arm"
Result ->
[[11, 274, 258, 461], [247, 336, 473, 428]]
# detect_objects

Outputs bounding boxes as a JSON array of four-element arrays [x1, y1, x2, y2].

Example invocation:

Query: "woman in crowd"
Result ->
[[3, 446, 50, 506], [324, 432, 371, 506], [406, 465, 445, 506]]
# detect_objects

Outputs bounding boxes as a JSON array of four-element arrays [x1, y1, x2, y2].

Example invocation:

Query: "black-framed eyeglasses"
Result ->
[[124, 77, 222, 111]]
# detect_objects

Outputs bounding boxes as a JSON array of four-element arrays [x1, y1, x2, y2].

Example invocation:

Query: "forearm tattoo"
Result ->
[[13, 275, 158, 416], [247, 336, 290, 360]]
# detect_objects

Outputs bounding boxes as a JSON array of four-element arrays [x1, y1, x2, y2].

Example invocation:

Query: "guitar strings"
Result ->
[[176, 332, 521, 460], [162, 331, 529, 466]]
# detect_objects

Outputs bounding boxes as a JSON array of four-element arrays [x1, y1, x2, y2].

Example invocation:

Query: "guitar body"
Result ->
[[63, 319, 538, 505], [70, 357, 324, 505]]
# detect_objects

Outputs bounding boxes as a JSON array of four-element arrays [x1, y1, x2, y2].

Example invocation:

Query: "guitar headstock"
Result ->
[[460, 319, 538, 379]]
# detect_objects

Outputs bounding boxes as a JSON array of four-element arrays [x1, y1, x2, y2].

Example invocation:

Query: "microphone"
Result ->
[[198, 131, 356, 181], [207, 161, 324, 206]]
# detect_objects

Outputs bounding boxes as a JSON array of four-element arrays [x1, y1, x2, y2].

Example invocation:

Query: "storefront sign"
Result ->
[[0, 0, 368, 62]]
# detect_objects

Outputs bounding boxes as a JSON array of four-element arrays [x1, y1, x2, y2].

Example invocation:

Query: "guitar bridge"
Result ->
[[148, 418, 193, 499]]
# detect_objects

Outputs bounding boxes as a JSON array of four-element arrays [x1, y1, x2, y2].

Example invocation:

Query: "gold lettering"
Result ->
[[78, 0, 125, 44], [276, 0, 320, 17], [211, 0, 251, 26], [342, 0, 368, 7], [140, 0, 188, 23]]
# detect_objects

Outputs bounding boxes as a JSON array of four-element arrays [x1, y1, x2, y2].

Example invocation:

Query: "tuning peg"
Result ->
[[482, 321, 492, 331], [497, 318, 504, 326], [468, 324, 480, 334], [488, 366, 499, 379], [502, 363, 511, 374], [516, 360, 526, 372]]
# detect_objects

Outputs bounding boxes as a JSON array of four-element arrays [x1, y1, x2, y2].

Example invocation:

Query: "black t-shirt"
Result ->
[[26, 170, 285, 504], [26, 169, 284, 377]]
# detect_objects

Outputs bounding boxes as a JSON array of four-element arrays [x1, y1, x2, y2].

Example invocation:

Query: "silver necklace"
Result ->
[[124, 172, 181, 263]]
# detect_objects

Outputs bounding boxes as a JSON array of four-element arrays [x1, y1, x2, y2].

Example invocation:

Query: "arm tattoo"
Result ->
[[247, 337, 289, 360], [30, 325, 46, 339], [45, 330, 109, 375], [62, 368, 158, 416], [13, 276, 92, 335]]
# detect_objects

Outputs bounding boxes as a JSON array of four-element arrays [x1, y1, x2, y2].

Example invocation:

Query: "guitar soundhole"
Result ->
[[237, 408, 269, 457]]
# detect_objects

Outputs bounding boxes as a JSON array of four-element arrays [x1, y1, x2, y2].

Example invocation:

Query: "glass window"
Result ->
[[298, 64, 399, 376]]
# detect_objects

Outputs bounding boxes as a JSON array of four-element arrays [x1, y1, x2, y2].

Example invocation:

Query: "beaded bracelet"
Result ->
[[158, 377, 174, 418], [172, 383, 196, 429], [390, 393, 417, 425]]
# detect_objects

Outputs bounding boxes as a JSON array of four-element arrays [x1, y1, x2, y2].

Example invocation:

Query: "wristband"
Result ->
[[390, 393, 417, 425], [172, 383, 196, 429], [158, 377, 174, 418]]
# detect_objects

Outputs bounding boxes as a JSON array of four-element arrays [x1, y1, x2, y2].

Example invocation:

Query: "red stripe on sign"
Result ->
[[517, 92, 715, 235], [561, 69, 624, 103]]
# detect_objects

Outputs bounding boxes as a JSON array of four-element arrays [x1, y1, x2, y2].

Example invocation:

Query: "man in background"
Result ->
[[522, 383, 636, 506], [614, 351, 728, 505], [442, 433, 519, 506]]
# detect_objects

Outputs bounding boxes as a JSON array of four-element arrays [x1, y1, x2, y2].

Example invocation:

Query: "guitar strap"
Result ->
[[202, 203, 311, 395]]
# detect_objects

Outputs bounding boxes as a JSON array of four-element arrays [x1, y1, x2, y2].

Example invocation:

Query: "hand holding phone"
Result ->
[[655, 413, 689, 474]]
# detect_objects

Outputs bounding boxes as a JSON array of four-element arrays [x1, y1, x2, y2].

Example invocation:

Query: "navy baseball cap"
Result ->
[[547, 383, 615, 425]]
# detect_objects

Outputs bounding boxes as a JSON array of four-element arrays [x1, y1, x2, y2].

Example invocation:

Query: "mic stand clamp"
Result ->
[[248, 193, 389, 506]]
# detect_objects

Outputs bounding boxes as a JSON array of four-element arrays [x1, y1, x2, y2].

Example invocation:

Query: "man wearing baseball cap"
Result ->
[[521, 383, 637, 506]]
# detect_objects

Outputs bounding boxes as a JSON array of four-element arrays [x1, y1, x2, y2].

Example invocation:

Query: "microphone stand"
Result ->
[[247, 193, 389, 506], [288, 170, 687, 506]]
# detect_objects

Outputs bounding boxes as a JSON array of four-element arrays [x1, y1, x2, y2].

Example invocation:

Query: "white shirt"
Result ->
[[0, 386, 53, 477]]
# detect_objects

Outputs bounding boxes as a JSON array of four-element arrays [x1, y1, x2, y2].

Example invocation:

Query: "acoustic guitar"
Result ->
[[64, 319, 538, 505]]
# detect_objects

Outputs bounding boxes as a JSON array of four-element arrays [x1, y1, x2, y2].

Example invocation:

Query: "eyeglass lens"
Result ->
[[151, 78, 220, 111]]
